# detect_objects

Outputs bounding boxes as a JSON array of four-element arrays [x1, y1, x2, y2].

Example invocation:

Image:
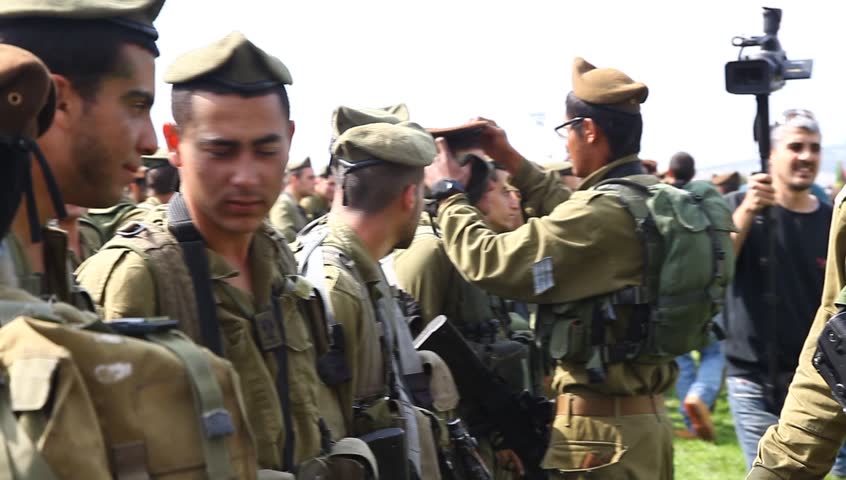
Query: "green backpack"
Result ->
[[542, 176, 736, 367]]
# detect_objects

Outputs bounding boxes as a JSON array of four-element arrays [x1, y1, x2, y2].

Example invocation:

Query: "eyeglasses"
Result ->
[[554, 117, 586, 138]]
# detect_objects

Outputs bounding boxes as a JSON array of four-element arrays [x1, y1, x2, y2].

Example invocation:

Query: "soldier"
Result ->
[[76, 32, 374, 477], [111, 147, 180, 230], [0, 0, 161, 306], [270, 156, 314, 241], [295, 106, 447, 479], [423, 58, 735, 479], [301, 164, 336, 221]]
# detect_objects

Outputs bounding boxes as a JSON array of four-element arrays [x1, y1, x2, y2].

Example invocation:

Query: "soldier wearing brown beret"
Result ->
[[425, 57, 735, 479], [0, 0, 162, 308], [77, 31, 377, 478]]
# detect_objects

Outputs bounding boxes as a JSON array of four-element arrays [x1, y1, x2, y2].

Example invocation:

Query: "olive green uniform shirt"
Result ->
[[300, 195, 330, 222], [270, 191, 309, 242], [436, 156, 677, 396], [748, 193, 846, 479], [76, 209, 327, 470], [114, 196, 162, 232]]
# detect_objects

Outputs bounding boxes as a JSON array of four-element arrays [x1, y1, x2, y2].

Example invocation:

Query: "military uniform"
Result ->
[[748, 192, 846, 478], [427, 59, 703, 479], [295, 106, 448, 480], [270, 157, 312, 242], [75, 32, 363, 475], [301, 194, 330, 221]]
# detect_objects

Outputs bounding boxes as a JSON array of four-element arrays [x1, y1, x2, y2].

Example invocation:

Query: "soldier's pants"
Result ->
[[541, 394, 673, 479]]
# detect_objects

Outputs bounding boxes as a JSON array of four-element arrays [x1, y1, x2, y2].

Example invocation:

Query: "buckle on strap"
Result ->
[[202, 408, 235, 439]]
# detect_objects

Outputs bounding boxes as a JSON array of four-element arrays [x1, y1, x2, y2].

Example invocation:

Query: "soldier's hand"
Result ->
[[741, 173, 776, 213], [472, 117, 524, 174], [495, 449, 525, 477], [424, 137, 472, 188]]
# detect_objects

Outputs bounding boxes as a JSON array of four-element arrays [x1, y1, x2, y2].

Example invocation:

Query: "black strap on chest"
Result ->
[[167, 193, 224, 356], [268, 289, 295, 470]]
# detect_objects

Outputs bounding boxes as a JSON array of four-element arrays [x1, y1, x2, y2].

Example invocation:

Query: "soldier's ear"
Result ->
[[162, 123, 181, 167], [581, 118, 598, 143], [400, 183, 418, 212]]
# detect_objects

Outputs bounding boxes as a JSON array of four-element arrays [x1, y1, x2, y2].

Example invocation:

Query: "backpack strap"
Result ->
[[166, 193, 224, 356], [0, 378, 58, 480], [146, 330, 236, 479]]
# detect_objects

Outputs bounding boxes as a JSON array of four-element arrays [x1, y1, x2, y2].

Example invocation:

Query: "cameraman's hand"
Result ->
[[495, 449, 525, 477], [424, 137, 472, 189], [472, 117, 525, 174], [741, 173, 776, 213]]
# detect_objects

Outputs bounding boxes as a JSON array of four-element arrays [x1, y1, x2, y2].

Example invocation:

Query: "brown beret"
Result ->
[[427, 120, 487, 140], [0, 0, 165, 41], [572, 57, 648, 113], [332, 104, 409, 138], [0, 45, 55, 139], [165, 31, 292, 92]]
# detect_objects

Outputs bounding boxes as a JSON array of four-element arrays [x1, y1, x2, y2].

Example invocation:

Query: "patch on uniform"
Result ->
[[532, 257, 554, 295], [255, 309, 283, 351]]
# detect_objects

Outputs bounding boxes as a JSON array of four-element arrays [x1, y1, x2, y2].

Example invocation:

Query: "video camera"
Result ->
[[725, 7, 812, 95]]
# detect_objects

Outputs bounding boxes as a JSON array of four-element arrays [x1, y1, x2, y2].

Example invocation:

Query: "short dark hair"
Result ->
[[0, 18, 158, 102], [565, 92, 642, 159], [340, 163, 423, 214], [146, 165, 179, 195], [669, 151, 696, 183], [171, 84, 290, 129]]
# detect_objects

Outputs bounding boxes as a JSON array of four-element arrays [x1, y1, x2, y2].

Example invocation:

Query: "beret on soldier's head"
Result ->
[[0, 45, 55, 139], [427, 121, 487, 143], [332, 122, 436, 169], [571, 57, 648, 113], [165, 31, 292, 93], [286, 157, 311, 173], [0, 0, 165, 41], [142, 147, 170, 170], [332, 104, 409, 138]]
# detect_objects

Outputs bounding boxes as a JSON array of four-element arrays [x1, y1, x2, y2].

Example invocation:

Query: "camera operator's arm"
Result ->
[[732, 173, 775, 253]]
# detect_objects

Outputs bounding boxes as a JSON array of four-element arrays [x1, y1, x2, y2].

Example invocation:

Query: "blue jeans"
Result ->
[[676, 340, 725, 430], [727, 375, 846, 474]]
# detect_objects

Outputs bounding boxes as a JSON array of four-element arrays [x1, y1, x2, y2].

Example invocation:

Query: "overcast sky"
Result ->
[[150, 0, 843, 175]]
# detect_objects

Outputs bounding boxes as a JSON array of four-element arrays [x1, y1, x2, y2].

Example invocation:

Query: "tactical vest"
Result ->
[[0, 291, 256, 480], [538, 175, 735, 372]]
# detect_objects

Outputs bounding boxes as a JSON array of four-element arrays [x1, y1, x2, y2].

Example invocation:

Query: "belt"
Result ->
[[556, 392, 666, 417]]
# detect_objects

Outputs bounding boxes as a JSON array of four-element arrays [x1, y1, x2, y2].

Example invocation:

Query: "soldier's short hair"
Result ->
[[0, 18, 158, 102], [146, 164, 179, 195], [340, 163, 423, 214], [669, 152, 696, 183]]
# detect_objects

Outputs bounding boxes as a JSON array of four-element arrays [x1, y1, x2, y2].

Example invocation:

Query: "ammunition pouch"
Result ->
[[815, 307, 846, 412], [317, 323, 352, 387], [358, 427, 410, 480]]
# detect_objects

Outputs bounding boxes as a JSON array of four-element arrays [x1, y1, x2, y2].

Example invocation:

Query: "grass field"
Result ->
[[669, 390, 841, 479]]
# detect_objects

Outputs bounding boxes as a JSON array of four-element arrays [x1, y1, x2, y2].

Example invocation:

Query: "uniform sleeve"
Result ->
[[510, 159, 572, 218], [749, 200, 846, 479], [436, 190, 642, 304], [76, 249, 157, 320], [325, 268, 364, 430], [393, 235, 453, 324], [270, 199, 299, 243]]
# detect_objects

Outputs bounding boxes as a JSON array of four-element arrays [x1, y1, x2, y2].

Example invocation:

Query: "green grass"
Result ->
[[669, 390, 842, 479]]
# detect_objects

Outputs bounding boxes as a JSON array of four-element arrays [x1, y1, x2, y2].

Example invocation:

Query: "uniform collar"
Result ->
[[578, 154, 642, 190]]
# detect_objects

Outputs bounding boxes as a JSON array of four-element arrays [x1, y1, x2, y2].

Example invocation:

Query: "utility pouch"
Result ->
[[814, 308, 846, 412], [317, 324, 352, 386], [358, 427, 410, 480]]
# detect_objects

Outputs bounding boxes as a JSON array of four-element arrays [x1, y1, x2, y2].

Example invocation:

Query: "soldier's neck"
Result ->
[[285, 185, 304, 202], [336, 209, 397, 262], [774, 180, 818, 214]]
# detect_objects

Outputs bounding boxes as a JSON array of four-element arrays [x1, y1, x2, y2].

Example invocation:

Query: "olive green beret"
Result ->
[[286, 156, 311, 173], [332, 104, 409, 138], [165, 31, 292, 93], [141, 147, 170, 170], [0, 45, 55, 139], [0, 0, 165, 41], [332, 122, 435, 169], [317, 164, 332, 178], [572, 57, 648, 113]]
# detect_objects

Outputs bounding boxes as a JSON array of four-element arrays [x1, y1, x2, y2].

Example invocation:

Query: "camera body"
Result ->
[[725, 7, 812, 95]]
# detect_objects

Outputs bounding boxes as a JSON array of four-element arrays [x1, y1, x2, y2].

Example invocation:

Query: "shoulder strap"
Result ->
[[166, 193, 223, 356], [0, 379, 58, 480]]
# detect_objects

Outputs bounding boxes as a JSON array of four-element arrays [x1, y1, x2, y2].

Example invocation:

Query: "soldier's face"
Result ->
[[172, 91, 294, 236], [316, 176, 336, 202], [293, 167, 316, 197], [62, 44, 157, 207], [477, 170, 521, 233], [770, 127, 821, 192]]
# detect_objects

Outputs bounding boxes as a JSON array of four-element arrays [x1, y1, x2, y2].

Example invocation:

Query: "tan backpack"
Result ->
[[0, 297, 257, 480]]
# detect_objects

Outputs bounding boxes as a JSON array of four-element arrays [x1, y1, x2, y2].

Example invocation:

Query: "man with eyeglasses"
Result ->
[[423, 57, 735, 479], [720, 109, 846, 476]]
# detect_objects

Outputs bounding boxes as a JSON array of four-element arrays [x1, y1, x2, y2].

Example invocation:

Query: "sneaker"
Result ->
[[683, 395, 716, 442]]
